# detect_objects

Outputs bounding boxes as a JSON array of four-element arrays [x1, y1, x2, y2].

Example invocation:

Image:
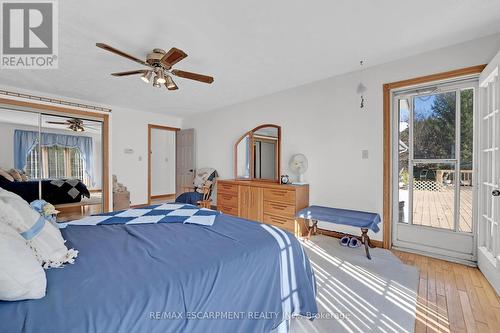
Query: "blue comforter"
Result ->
[[0, 210, 317, 333]]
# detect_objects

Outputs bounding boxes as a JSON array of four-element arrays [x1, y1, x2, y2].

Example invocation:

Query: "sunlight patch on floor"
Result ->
[[295, 237, 419, 333]]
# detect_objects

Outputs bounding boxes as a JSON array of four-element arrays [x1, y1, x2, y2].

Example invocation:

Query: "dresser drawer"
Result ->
[[263, 188, 295, 204], [263, 200, 295, 217], [217, 191, 238, 208], [218, 205, 239, 216], [218, 182, 238, 194], [263, 214, 295, 232]]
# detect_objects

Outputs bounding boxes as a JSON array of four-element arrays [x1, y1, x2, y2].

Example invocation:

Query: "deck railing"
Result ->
[[413, 170, 473, 191]]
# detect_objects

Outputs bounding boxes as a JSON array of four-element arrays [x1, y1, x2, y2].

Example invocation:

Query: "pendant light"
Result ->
[[357, 60, 367, 109], [165, 75, 178, 90], [156, 70, 166, 84], [141, 70, 152, 83], [153, 75, 161, 88]]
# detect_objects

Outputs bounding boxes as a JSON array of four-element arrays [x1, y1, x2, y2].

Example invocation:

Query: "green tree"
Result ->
[[412, 90, 473, 166]]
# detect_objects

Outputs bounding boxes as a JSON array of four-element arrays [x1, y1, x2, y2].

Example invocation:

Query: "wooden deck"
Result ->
[[400, 187, 473, 232]]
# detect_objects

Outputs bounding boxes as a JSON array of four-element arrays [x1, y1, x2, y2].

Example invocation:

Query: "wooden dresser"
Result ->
[[217, 179, 309, 235]]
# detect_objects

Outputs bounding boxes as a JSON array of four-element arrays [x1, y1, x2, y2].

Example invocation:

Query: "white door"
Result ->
[[176, 129, 195, 195], [392, 79, 478, 264], [477, 52, 500, 294], [150, 128, 176, 197]]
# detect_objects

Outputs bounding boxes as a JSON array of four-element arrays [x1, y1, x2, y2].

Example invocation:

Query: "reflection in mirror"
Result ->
[[236, 133, 251, 179], [40, 114, 103, 217], [0, 109, 41, 199], [253, 129, 278, 180], [234, 124, 280, 182], [254, 126, 278, 138]]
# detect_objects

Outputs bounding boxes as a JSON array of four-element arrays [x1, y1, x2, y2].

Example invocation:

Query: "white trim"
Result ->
[[477, 247, 500, 294], [392, 245, 477, 267], [391, 78, 479, 261], [479, 66, 498, 87]]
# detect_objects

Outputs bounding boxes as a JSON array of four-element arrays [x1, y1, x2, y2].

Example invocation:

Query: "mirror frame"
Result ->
[[234, 124, 281, 182]]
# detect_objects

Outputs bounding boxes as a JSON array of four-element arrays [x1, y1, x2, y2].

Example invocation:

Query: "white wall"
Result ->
[[111, 107, 181, 205], [150, 128, 176, 196], [183, 33, 500, 241]]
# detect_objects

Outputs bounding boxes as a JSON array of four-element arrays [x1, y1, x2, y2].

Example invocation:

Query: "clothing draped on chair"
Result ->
[[176, 168, 218, 205]]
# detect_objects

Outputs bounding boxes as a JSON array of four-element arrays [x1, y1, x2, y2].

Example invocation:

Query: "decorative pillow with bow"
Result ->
[[0, 188, 78, 269]]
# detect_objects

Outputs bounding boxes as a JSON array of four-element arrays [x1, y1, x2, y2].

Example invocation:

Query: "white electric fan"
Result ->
[[289, 154, 308, 185]]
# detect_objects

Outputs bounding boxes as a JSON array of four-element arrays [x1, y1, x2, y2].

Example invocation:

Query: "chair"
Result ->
[[112, 175, 130, 211], [175, 168, 218, 208]]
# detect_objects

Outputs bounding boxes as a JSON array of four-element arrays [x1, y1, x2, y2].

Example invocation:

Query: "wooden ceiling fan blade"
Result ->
[[111, 69, 149, 76], [46, 121, 68, 125], [160, 48, 187, 69], [96, 43, 149, 66], [171, 69, 214, 84], [83, 125, 100, 129]]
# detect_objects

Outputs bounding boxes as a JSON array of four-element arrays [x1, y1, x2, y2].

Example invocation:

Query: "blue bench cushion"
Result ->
[[296, 205, 381, 233]]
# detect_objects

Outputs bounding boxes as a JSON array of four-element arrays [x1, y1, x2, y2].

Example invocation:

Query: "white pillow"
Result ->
[[0, 188, 78, 268], [0, 223, 47, 301]]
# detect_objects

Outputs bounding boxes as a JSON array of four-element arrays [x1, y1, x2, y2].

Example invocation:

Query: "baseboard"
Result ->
[[392, 245, 477, 267], [477, 247, 500, 295], [150, 193, 175, 200], [130, 203, 149, 208]]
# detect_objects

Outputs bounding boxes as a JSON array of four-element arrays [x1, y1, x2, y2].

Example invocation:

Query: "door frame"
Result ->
[[477, 58, 500, 294], [147, 124, 180, 205], [391, 81, 479, 264], [383, 65, 487, 249], [0, 97, 111, 212]]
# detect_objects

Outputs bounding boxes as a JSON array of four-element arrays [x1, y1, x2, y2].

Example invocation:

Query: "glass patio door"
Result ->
[[477, 57, 500, 293], [392, 80, 478, 263]]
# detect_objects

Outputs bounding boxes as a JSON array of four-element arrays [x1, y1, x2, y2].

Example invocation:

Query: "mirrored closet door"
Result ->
[[0, 106, 104, 221]]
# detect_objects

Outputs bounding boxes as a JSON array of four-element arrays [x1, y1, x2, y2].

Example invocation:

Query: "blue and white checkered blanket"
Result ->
[[59, 204, 219, 228]]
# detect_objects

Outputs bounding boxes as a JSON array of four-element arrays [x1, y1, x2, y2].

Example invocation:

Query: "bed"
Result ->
[[0, 177, 90, 205], [0, 204, 317, 333]]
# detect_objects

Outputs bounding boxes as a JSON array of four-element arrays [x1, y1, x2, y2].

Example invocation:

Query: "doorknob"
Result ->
[[189, 169, 194, 172], [493, 190, 500, 197]]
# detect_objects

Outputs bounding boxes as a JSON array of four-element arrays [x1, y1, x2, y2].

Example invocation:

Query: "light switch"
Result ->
[[362, 150, 369, 159], [138, 156, 142, 161]]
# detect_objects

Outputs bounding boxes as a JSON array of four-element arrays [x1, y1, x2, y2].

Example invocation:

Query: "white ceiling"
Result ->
[[1, 0, 500, 116]]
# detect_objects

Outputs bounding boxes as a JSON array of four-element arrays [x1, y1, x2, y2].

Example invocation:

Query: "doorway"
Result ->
[[147, 124, 179, 204], [391, 79, 478, 264]]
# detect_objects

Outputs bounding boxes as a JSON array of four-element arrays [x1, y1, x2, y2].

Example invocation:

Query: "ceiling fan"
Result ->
[[96, 43, 214, 91], [46, 118, 97, 132]]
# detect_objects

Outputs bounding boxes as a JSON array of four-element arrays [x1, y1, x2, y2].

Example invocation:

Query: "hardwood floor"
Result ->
[[150, 194, 176, 205], [57, 204, 102, 222], [392, 250, 500, 333]]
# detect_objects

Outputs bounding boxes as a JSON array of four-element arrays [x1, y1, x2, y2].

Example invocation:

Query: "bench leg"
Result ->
[[307, 219, 318, 240], [361, 228, 372, 260]]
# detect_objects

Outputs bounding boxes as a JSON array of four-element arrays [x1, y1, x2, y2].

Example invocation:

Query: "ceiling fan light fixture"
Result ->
[[68, 124, 84, 132], [156, 70, 166, 84], [140, 70, 152, 83], [165, 75, 177, 90], [153, 75, 161, 88]]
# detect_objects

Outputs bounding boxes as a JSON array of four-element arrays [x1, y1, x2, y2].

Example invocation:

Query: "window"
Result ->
[[25, 145, 87, 183]]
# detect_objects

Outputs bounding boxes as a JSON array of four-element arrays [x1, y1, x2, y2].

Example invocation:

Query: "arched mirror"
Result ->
[[234, 124, 281, 182]]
